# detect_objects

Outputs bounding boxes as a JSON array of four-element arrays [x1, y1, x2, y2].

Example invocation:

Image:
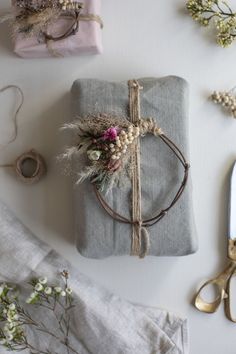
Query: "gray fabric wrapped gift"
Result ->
[[71, 76, 198, 258], [0, 200, 189, 354]]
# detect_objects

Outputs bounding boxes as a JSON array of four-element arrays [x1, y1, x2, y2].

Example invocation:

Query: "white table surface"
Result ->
[[1, 1, 236, 353]]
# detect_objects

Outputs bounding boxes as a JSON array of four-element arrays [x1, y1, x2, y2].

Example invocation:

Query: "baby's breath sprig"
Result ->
[[186, 0, 236, 47], [0, 271, 78, 354]]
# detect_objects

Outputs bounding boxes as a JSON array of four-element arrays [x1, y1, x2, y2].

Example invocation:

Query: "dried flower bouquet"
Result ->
[[61, 114, 141, 193]]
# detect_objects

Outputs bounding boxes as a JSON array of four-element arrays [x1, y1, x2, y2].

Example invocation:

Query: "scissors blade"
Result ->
[[229, 161, 236, 239]]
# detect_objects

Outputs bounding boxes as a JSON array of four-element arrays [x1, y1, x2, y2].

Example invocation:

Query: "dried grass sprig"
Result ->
[[13, 7, 61, 38]]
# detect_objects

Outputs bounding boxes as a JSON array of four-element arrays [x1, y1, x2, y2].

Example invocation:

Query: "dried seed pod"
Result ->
[[210, 91, 236, 118]]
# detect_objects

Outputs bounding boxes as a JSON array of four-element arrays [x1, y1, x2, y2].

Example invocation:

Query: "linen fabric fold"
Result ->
[[71, 76, 198, 258], [0, 200, 188, 354]]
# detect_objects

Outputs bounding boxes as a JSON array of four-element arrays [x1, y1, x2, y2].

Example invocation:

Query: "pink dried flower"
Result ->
[[102, 127, 118, 141]]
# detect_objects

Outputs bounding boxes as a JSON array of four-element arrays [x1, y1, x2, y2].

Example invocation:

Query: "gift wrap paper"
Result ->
[[12, 0, 102, 58], [0, 200, 188, 354], [71, 76, 198, 258]]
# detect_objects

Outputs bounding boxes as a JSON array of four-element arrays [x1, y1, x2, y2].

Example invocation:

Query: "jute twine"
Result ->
[[0, 85, 47, 184], [128, 80, 148, 258], [94, 80, 190, 259], [14, 150, 46, 184]]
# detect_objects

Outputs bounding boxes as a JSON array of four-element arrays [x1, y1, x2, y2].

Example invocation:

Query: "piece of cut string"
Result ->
[[0, 85, 24, 160], [0, 85, 46, 183]]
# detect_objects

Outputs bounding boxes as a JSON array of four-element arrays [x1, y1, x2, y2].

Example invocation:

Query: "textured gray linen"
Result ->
[[0, 200, 188, 354], [71, 76, 198, 258]]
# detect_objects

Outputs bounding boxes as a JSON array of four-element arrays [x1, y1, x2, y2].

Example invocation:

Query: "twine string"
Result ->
[[128, 80, 147, 258], [0, 85, 24, 153], [0, 85, 46, 183], [93, 80, 190, 258]]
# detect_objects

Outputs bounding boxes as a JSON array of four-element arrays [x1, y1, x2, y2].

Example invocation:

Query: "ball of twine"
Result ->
[[14, 150, 46, 184]]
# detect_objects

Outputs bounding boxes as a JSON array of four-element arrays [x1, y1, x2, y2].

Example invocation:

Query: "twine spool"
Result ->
[[14, 150, 46, 184]]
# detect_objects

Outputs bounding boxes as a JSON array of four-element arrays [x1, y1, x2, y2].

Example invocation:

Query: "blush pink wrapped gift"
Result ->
[[11, 0, 103, 58]]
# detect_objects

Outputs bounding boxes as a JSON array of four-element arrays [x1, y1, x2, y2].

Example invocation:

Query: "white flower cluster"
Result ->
[[110, 125, 140, 160], [0, 286, 24, 346], [26, 277, 73, 304], [59, 0, 83, 11], [211, 91, 236, 118]]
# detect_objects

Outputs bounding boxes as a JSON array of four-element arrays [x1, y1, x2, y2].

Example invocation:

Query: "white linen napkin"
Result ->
[[0, 201, 188, 354]]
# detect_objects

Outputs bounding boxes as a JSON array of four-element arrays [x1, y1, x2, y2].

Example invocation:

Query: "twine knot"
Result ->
[[139, 117, 163, 136]]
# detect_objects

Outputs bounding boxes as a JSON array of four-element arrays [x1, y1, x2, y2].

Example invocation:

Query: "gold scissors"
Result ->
[[194, 161, 236, 322]]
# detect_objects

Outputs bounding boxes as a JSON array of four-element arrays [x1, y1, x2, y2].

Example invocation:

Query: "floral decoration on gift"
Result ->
[[186, 0, 236, 47], [60, 114, 142, 193], [1, 0, 83, 42], [0, 270, 79, 354]]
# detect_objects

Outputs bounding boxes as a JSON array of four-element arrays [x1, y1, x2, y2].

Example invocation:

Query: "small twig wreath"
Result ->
[[43, 3, 83, 42], [92, 119, 189, 230]]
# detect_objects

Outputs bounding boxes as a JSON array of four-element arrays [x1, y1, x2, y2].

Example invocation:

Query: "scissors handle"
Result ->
[[194, 262, 236, 314], [225, 269, 236, 322]]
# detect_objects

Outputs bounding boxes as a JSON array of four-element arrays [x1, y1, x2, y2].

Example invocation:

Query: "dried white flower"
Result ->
[[60, 291, 66, 297], [8, 303, 16, 311], [39, 277, 47, 284], [54, 286, 62, 293], [66, 288, 73, 295], [35, 283, 43, 292], [26, 292, 38, 304], [44, 287, 52, 295], [87, 150, 102, 161]]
